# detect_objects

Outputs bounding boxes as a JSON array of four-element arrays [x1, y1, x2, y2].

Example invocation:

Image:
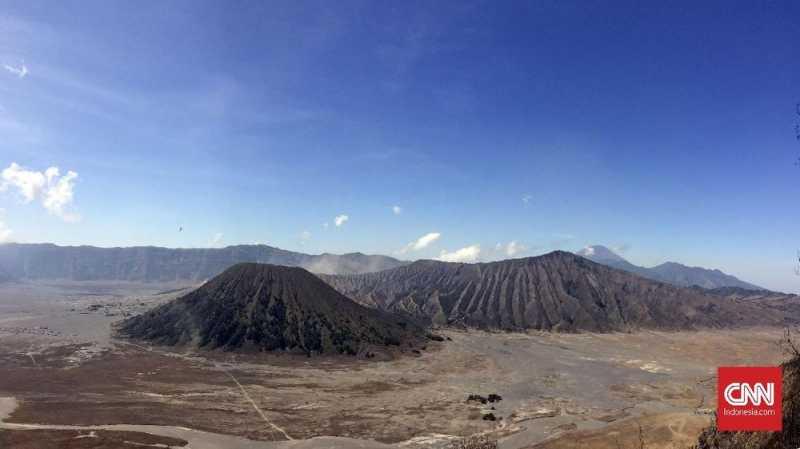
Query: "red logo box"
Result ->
[[717, 366, 782, 432]]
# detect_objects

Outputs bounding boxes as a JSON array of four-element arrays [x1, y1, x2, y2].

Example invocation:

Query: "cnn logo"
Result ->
[[718, 366, 782, 432], [723, 382, 774, 406]]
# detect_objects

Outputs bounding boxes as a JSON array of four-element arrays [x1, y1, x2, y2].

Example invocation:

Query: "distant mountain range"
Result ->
[[322, 251, 792, 332], [0, 242, 767, 293], [0, 243, 407, 281], [576, 245, 762, 290], [118, 263, 426, 355]]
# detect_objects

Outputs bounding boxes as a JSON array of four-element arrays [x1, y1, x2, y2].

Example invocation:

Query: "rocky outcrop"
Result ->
[[321, 251, 793, 332], [117, 263, 424, 355]]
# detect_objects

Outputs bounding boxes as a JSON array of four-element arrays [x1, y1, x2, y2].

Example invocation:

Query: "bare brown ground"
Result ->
[[526, 412, 710, 449], [0, 282, 792, 449], [0, 340, 482, 443], [1, 329, 789, 448]]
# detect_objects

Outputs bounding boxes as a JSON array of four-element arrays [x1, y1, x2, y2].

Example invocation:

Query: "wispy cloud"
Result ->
[[549, 233, 576, 249], [612, 243, 631, 254], [3, 63, 28, 78], [334, 214, 349, 227], [209, 232, 224, 247], [437, 244, 481, 263], [392, 205, 402, 215], [522, 194, 532, 206], [399, 232, 441, 254], [0, 162, 80, 222], [493, 241, 535, 260], [505, 240, 525, 257], [299, 230, 312, 244], [0, 113, 43, 145]]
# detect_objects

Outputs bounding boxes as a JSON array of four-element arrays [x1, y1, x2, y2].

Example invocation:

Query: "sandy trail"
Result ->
[[222, 368, 294, 441], [120, 341, 295, 441]]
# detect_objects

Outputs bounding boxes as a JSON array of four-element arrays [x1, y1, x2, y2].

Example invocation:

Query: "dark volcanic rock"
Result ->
[[321, 251, 793, 332], [117, 263, 423, 355], [0, 243, 406, 281]]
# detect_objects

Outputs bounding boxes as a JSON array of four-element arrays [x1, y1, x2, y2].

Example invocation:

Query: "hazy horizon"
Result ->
[[1, 1, 798, 292]]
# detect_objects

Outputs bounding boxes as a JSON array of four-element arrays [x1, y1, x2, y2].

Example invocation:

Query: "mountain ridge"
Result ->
[[0, 242, 407, 281], [576, 245, 762, 290], [321, 251, 793, 332]]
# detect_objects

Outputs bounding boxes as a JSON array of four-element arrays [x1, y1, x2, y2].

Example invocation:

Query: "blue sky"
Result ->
[[0, 1, 798, 291]]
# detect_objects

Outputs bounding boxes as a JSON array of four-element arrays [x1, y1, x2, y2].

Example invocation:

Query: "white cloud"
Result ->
[[490, 241, 533, 260], [300, 230, 312, 243], [412, 232, 440, 250], [437, 244, 481, 263], [322, 222, 329, 229], [505, 240, 525, 257], [392, 205, 402, 215], [209, 232, 224, 247], [1, 162, 44, 202], [3, 63, 28, 78], [522, 194, 532, 205], [334, 214, 349, 227], [1, 162, 80, 222], [399, 232, 441, 253], [42, 168, 79, 222]]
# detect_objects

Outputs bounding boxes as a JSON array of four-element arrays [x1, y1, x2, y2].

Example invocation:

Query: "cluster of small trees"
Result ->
[[450, 435, 497, 449]]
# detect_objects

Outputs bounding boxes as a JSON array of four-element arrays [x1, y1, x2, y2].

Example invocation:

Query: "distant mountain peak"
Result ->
[[576, 244, 763, 291], [576, 245, 628, 263]]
